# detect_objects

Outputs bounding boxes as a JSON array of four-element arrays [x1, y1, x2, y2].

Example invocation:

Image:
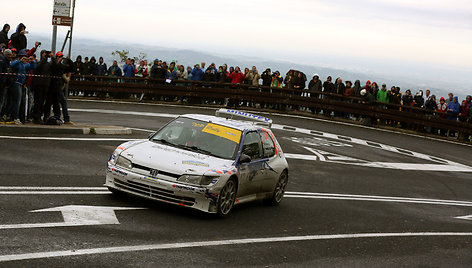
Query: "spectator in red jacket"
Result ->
[[459, 100, 470, 122], [229, 66, 244, 84]]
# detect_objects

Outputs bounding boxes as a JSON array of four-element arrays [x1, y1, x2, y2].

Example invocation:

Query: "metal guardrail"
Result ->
[[68, 75, 472, 140]]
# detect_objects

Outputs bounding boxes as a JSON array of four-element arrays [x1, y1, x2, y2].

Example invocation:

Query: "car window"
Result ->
[[151, 117, 241, 159], [259, 130, 276, 158], [242, 131, 262, 160]]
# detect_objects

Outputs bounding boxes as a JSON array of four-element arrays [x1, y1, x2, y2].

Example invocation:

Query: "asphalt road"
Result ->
[[1, 99, 471, 267]]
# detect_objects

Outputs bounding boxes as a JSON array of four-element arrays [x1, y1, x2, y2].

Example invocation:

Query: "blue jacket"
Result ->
[[123, 63, 135, 77], [190, 68, 204, 81], [446, 96, 460, 120], [10, 59, 36, 85], [165, 69, 178, 80]]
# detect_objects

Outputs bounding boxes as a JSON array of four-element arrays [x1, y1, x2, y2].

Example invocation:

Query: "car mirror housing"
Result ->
[[239, 153, 251, 164]]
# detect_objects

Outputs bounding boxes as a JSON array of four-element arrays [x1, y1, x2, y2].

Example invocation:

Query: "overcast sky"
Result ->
[[3, 0, 472, 90]]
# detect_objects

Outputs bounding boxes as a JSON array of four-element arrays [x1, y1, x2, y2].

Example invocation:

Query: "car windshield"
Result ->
[[151, 117, 242, 159]]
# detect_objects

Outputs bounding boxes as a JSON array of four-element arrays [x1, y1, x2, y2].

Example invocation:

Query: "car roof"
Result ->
[[180, 114, 262, 131]]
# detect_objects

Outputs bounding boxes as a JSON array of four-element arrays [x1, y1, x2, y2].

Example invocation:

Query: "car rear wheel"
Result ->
[[217, 178, 237, 216], [266, 171, 288, 206]]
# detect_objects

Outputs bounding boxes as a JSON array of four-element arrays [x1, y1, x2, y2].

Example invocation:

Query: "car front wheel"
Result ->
[[217, 178, 237, 216]]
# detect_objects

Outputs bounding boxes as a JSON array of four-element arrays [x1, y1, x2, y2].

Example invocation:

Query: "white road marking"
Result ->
[[1, 232, 472, 262], [69, 99, 472, 148], [68, 108, 176, 118], [0, 205, 145, 230], [0, 136, 141, 141], [129, 127, 155, 133], [66, 108, 471, 168], [69, 98, 216, 110], [0, 191, 111, 195], [2, 187, 472, 209], [285, 192, 472, 207], [0, 187, 108, 190], [455, 215, 472, 221]]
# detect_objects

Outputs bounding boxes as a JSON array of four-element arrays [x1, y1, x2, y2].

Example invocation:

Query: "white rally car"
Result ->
[[105, 109, 289, 216]]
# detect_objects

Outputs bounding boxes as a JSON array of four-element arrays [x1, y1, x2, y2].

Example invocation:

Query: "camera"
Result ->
[[37, 42, 41, 47]]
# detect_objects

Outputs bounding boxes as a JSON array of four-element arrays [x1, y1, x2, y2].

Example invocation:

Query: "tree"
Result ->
[[133, 52, 147, 62], [111, 50, 129, 63]]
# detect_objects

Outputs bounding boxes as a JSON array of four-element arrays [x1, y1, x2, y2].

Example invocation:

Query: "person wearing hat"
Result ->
[[4, 49, 36, 124]]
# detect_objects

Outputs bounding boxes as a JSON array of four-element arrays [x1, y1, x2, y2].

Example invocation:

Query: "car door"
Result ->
[[237, 131, 265, 196], [258, 129, 280, 192]]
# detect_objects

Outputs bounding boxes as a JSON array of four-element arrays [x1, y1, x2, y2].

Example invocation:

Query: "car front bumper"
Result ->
[[105, 164, 220, 213]]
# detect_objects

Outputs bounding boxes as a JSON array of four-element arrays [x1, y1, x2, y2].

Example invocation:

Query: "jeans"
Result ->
[[59, 89, 70, 122], [0, 85, 7, 115], [6, 83, 22, 120]]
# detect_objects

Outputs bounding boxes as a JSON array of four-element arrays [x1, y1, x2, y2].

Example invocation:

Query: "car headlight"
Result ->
[[178, 175, 219, 186], [115, 155, 132, 170]]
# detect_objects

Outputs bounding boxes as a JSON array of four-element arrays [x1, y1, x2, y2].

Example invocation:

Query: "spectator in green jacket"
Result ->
[[377, 84, 389, 104]]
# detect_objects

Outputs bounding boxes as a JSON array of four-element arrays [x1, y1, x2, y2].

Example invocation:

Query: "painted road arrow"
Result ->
[[455, 215, 472, 221], [0, 205, 146, 230]]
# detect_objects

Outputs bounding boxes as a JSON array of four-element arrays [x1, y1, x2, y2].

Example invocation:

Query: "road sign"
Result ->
[[52, 15, 72, 26], [53, 0, 71, 16], [0, 205, 146, 230]]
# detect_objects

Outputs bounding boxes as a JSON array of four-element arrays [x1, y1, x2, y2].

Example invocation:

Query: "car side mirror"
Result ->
[[239, 153, 251, 164], [148, 132, 155, 140]]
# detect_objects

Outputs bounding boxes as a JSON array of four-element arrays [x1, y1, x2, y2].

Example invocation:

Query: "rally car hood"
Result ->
[[120, 141, 234, 179]]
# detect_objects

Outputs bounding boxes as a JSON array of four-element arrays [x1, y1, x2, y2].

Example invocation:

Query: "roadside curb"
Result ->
[[0, 124, 132, 135]]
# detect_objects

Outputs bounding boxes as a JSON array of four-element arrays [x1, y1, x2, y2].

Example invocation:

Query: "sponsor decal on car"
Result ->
[[182, 160, 210, 167], [111, 167, 128, 177], [202, 123, 242, 144], [172, 184, 206, 193], [152, 144, 208, 159]]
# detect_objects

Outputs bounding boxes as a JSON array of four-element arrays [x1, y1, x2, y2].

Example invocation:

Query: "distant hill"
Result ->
[[28, 34, 469, 100]]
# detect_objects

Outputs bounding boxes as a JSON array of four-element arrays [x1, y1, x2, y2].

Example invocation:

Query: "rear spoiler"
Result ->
[[216, 109, 273, 127]]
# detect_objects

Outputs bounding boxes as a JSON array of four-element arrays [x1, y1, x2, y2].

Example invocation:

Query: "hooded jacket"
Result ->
[[446, 96, 460, 120], [0, 24, 9, 47], [10, 23, 27, 50], [459, 101, 470, 122]]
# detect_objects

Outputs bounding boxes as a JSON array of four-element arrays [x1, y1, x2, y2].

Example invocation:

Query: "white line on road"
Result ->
[[1, 232, 472, 262], [2, 187, 472, 208], [285, 192, 472, 207], [0, 136, 141, 141], [68, 108, 176, 118], [0, 191, 111, 195], [0, 187, 108, 190], [69, 99, 472, 148]]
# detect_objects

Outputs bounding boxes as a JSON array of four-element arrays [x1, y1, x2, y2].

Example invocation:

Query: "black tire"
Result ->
[[216, 178, 237, 216], [266, 171, 288, 206]]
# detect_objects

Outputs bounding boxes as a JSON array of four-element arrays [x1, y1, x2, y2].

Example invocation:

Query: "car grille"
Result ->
[[132, 163, 180, 179], [114, 179, 195, 206]]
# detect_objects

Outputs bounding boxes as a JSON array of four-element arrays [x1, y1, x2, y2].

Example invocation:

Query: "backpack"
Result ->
[[45, 116, 63, 125]]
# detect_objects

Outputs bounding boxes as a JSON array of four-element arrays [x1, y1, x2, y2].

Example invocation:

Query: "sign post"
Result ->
[[51, 0, 72, 53]]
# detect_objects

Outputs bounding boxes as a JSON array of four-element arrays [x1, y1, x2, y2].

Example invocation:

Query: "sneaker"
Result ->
[[13, 119, 22, 125], [64, 121, 75, 125]]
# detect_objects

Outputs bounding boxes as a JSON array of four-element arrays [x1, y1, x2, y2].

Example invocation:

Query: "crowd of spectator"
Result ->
[[0, 23, 73, 125], [0, 22, 471, 139]]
